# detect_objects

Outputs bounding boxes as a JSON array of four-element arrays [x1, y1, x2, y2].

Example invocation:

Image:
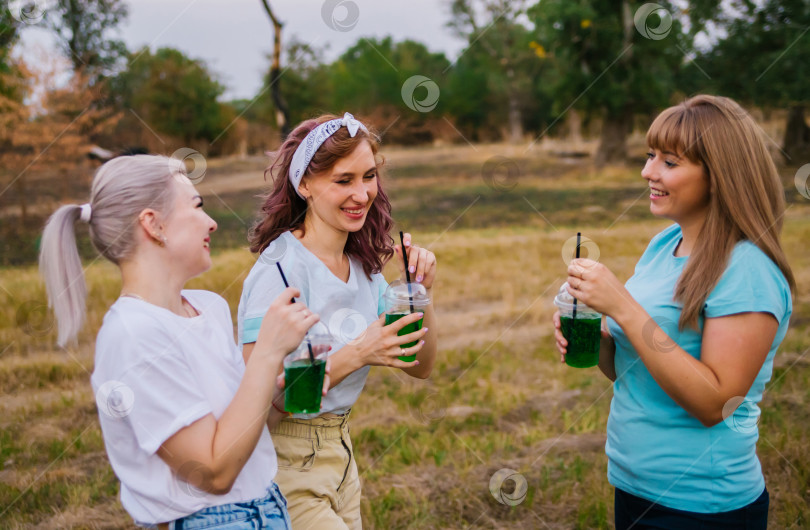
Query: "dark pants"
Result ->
[[615, 487, 768, 530]]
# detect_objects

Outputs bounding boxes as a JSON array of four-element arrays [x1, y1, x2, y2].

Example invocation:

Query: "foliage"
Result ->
[[329, 37, 450, 116], [447, 0, 544, 141], [0, 57, 119, 239], [110, 47, 228, 146], [45, 0, 129, 77], [697, 0, 810, 108]]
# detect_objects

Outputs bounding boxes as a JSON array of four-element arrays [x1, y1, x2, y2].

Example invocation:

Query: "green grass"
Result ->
[[2, 147, 809, 528]]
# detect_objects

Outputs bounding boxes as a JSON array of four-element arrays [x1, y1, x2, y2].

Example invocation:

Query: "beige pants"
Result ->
[[271, 411, 362, 529]]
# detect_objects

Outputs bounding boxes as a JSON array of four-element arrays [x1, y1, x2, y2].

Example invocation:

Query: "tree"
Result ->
[[250, 39, 332, 128], [1, 10, 30, 225], [111, 47, 227, 148], [529, 0, 720, 163], [447, 0, 540, 143], [1, 59, 117, 228], [697, 0, 810, 162], [46, 0, 128, 78], [329, 37, 449, 114], [260, 0, 290, 137]]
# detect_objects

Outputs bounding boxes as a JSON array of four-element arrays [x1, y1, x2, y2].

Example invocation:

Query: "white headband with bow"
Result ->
[[288, 112, 368, 198]]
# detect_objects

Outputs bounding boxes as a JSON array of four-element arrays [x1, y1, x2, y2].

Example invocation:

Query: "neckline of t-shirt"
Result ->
[[116, 292, 205, 321], [669, 227, 689, 261], [282, 231, 356, 287]]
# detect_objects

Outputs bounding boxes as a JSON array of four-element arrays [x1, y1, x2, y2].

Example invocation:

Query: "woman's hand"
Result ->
[[255, 287, 320, 360], [353, 312, 427, 369], [395, 233, 437, 289], [553, 309, 614, 374], [566, 258, 634, 319]]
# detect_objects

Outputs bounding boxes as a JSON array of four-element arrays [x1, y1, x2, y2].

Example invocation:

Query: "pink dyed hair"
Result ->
[[248, 114, 394, 278]]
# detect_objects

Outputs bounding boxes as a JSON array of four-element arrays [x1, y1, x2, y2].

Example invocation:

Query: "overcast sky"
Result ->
[[20, 0, 468, 100]]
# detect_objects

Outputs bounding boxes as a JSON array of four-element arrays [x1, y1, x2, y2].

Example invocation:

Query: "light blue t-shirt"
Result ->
[[237, 231, 388, 419], [606, 224, 792, 513]]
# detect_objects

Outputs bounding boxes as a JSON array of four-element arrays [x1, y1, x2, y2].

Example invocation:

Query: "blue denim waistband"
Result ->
[[171, 483, 290, 530]]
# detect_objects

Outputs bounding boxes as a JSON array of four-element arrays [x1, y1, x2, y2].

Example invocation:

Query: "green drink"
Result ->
[[559, 316, 601, 368], [554, 282, 602, 369], [283, 331, 332, 414], [383, 280, 431, 363], [385, 312, 424, 361], [284, 358, 326, 414]]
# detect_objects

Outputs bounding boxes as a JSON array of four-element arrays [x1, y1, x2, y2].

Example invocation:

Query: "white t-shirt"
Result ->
[[91, 290, 278, 526], [238, 231, 388, 419]]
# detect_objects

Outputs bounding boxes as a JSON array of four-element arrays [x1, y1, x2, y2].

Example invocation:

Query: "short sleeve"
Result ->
[[240, 248, 308, 344], [373, 273, 388, 316], [704, 242, 789, 322], [113, 336, 213, 455], [241, 265, 287, 344]]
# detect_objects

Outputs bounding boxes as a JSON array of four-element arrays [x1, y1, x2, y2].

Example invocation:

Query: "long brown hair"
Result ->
[[248, 114, 394, 278], [646, 95, 796, 329]]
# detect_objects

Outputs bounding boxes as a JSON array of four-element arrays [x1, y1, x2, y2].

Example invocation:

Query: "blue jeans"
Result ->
[[171, 483, 291, 529], [615, 486, 769, 530]]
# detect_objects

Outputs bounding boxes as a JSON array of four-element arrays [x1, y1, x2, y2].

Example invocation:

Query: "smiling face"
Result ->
[[162, 175, 218, 278], [642, 148, 710, 228], [299, 140, 378, 234]]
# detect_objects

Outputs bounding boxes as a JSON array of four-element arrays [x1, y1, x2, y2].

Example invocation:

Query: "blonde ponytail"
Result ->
[[38, 155, 186, 346], [39, 204, 88, 347]]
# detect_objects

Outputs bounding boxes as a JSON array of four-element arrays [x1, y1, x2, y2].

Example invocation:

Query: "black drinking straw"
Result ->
[[572, 232, 581, 319], [276, 262, 316, 365], [399, 231, 415, 313]]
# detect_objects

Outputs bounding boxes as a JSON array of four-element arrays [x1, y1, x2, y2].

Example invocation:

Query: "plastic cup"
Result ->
[[554, 283, 601, 368], [283, 332, 332, 414], [383, 279, 430, 362]]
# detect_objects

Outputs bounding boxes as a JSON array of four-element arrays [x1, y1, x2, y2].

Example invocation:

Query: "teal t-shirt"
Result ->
[[605, 224, 792, 513]]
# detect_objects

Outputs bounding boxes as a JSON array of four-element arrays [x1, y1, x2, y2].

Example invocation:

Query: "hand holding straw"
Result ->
[[572, 232, 581, 320], [399, 231, 415, 313], [276, 262, 315, 365]]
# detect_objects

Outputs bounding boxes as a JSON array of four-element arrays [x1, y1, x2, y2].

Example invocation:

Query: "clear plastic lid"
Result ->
[[286, 325, 334, 364], [553, 282, 599, 316], [383, 279, 431, 306]]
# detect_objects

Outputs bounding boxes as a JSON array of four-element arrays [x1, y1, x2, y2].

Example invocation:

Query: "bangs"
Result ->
[[645, 105, 702, 163]]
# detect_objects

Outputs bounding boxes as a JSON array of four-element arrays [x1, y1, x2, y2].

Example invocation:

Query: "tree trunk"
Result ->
[[595, 107, 632, 165], [261, 0, 290, 139], [14, 173, 26, 229], [783, 105, 810, 164], [506, 68, 523, 144], [507, 94, 522, 144], [567, 108, 582, 146], [593, 0, 634, 165]]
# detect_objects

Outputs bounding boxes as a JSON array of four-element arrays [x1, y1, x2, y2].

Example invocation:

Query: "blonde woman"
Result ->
[[40, 155, 328, 529], [553, 95, 794, 528]]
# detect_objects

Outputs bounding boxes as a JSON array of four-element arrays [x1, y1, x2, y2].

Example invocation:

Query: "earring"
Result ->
[[152, 233, 166, 247]]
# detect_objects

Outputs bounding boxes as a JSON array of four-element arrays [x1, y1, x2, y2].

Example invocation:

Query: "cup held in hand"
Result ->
[[383, 280, 430, 362], [283, 331, 333, 414], [554, 282, 601, 368]]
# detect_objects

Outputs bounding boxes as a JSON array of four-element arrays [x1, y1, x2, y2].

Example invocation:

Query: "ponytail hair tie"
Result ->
[[79, 203, 92, 223]]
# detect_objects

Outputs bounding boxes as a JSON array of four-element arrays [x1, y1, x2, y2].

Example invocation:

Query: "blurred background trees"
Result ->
[[696, 0, 810, 162], [0, 0, 806, 166]]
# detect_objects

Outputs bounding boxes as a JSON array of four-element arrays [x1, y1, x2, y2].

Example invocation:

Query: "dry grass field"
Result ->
[[1, 142, 809, 528]]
